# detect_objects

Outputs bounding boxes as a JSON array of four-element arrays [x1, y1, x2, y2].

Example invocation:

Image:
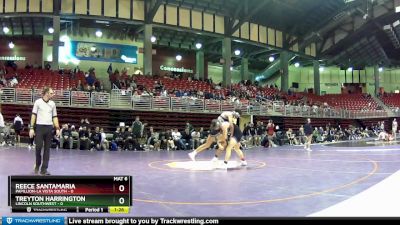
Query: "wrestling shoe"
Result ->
[[188, 151, 196, 161]]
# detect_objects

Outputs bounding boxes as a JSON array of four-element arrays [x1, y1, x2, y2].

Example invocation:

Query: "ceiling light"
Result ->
[[195, 43, 202, 49], [269, 56, 275, 62], [95, 30, 102, 37], [176, 55, 182, 61], [150, 36, 156, 43], [9, 42, 15, 49], [48, 27, 54, 34], [3, 27, 10, 34]]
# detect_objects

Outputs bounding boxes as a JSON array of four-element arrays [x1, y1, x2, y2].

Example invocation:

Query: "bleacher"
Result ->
[[305, 93, 378, 111], [133, 75, 280, 98], [0, 103, 215, 135], [4, 68, 87, 90], [380, 93, 400, 108], [134, 76, 213, 93]]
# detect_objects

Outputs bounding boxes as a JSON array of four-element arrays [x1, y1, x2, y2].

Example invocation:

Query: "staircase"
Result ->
[[260, 53, 295, 81], [372, 95, 395, 117]]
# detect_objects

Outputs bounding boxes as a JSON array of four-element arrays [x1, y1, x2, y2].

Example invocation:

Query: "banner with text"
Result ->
[[71, 41, 137, 64]]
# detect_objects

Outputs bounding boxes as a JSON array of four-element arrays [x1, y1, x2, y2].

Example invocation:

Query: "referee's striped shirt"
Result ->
[[32, 98, 57, 125]]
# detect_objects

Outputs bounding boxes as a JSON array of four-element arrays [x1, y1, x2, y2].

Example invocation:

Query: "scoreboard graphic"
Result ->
[[8, 176, 132, 213]]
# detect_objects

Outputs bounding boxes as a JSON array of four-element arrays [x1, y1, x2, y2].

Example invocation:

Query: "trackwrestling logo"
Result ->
[[2, 217, 65, 225]]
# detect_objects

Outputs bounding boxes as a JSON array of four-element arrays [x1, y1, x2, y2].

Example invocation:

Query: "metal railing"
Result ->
[[91, 92, 110, 108], [110, 89, 132, 108], [16, 88, 32, 104], [71, 91, 91, 107], [0, 88, 391, 119]]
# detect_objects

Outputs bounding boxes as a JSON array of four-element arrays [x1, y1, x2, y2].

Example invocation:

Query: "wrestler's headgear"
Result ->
[[233, 109, 242, 118], [232, 111, 240, 119], [210, 119, 221, 130]]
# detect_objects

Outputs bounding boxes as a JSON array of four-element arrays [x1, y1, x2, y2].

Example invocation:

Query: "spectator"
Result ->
[[13, 114, 23, 144], [266, 120, 275, 148], [60, 124, 72, 149], [190, 128, 201, 150], [185, 121, 194, 133], [181, 128, 192, 150], [90, 127, 102, 151], [132, 116, 143, 139], [79, 126, 90, 150], [172, 128, 185, 150]]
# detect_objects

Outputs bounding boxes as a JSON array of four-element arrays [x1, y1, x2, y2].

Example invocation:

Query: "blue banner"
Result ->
[[2, 217, 64, 225], [71, 41, 137, 64]]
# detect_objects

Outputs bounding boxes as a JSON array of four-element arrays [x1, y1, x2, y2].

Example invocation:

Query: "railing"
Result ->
[[1, 88, 16, 103], [133, 95, 152, 110], [111, 89, 131, 108], [282, 104, 388, 119], [71, 91, 91, 107], [0, 87, 391, 119], [152, 96, 170, 111], [91, 92, 110, 108], [205, 99, 221, 112], [16, 88, 32, 104], [389, 107, 400, 117]]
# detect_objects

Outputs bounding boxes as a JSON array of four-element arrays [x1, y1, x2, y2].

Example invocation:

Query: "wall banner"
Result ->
[[71, 41, 137, 64]]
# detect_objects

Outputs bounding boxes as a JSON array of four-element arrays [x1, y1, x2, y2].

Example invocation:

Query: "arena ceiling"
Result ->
[[1, 0, 400, 71]]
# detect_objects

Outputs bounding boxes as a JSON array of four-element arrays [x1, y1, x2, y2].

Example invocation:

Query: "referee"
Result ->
[[29, 87, 60, 175]]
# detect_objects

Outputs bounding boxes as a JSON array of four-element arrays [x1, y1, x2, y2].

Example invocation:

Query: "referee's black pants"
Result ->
[[35, 125, 53, 172]]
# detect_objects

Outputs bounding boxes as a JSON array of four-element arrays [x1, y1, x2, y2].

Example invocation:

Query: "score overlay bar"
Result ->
[[8, 176, 132, 213]]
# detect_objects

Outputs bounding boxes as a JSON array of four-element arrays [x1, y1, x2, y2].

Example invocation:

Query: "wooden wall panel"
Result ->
[[259, 26, 267, 44], [311, 43, 316, 56], [5, 0, 15, 13], [179, 8, 190, 27], [89, 0, 101, 16], [203, 13, 213, 32], [42, 0, 53, 13], [61, 0, 73, 13], [166, 5, 177, 25], [191, 10, 202, 30], [267, 27, 275, 46], [104, 0, 116, 17], [240, 22, 249, 39], [250, 23, 258, 42], [132, 0, 144, 20], [276, 30, 282, 47], [75, 0, 87, 15], [153, 5, 164, 23], [118, 0, 131, 19], [16, 0, 27, 12], [214, 15, 224, 34]]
